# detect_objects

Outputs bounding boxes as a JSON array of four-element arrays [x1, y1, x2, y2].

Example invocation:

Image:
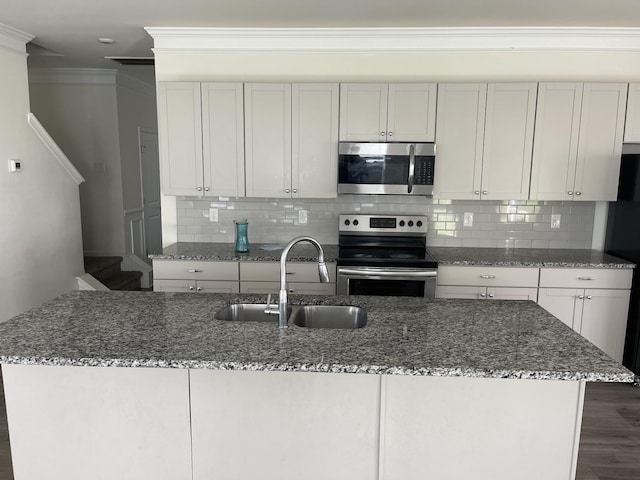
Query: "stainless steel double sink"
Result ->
[[214, 303, 367, 329]]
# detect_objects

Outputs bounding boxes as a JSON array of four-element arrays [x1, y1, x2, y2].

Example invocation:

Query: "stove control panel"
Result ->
[[339, 214, 428, 234]]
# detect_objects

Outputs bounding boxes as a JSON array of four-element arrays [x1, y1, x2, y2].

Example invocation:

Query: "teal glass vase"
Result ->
[[234, 220, 249, 253]]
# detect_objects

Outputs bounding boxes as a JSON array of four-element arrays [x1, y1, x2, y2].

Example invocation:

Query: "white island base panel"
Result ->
[[2, 365, 585, 480]]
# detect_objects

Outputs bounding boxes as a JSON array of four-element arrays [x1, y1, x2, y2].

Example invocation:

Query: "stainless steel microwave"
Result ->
[[338, 142, 436, 195]]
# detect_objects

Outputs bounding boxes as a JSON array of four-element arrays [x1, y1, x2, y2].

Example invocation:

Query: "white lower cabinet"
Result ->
[[239, 261, 337, 295], [537, 268, 632, 362], [189, 369, 380, 480], [152, 260, 240, 293], [380, 375, 584, 480], [436, 265, 539, 301]]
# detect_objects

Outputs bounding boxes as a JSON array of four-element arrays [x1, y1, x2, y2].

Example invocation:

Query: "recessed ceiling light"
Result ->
[[98, 38, 114, 45]]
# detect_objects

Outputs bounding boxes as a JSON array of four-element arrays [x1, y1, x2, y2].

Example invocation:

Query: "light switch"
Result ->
[[463, 212, 473, 227], [298, 210, 308, 225], [209, 208, 218, 222], [551, 214, 561, 229], [8, 159, 22, 172]]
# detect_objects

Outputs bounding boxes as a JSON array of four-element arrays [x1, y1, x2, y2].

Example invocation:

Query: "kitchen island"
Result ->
[[0, 291, 633, 480]]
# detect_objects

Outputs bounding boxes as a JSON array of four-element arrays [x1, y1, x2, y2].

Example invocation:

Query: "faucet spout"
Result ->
[[278, 236, 330, 328]]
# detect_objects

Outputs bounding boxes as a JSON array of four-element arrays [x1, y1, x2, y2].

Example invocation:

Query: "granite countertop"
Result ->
[[150, 242, 339, 262], [151, 243, 634, 269], [0, 290, 632, 383]]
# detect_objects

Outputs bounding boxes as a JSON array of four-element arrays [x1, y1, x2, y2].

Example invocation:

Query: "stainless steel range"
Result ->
[[337, 214, 438, 297]]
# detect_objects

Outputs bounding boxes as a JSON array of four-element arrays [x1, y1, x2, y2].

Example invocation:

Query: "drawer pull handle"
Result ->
[[578, 276, 594, 281], [480, 275, 496, 279], [188, 269, 203, 273]]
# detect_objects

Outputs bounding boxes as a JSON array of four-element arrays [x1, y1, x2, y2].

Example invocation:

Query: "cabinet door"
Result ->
[[153, 279, 196, 293], [157, 82, 204, 196], [580, 289, 630, 362], [488, 287, 538, 301], [434, 83, 487, 199], [292, 83, 339, 198], [481, 83, 537, 200], [537, 288, 582, 330], [339, 83, 388, 141], [244, 83, 292, 197], [190, 369, 380, 480], [196, 280, 240, 294], [529, 83, 583, 201], [574, 83, 627, 201], [386, 83, 437, 142], [201, 83, 245, 196], [436, 285, 486, 299], [624, 83, 640, 142]]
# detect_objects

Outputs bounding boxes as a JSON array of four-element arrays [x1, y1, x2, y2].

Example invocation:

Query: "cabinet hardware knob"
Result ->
[[578, 295, 584, 299], [575, 191, 582, 196], [197, 287, 202, 292], [380, 132, 385, 136], [568, 191, 573, 195], [289, 289, 295, 293], [480, 275, 496, 279], [197, 187, 202, 192], [488, 293, 494, 298], [205, 187, 210, 192], [480, 293, 486, 298], [388, 132, 393, 137], [474, 191, 481, 195], [292, 189, 297, 194], [586, 295, 592, 300], [189, 286, 194, 291], [285, 189, 290, 194], [482, 191, 488, 195]]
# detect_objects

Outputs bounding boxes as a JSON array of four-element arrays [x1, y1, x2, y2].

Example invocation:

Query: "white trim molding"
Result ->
[[146, 27, 640, 54], [28, 113, 85, 185], [0, 23, 33, 54], [28, 68, 118, 85]]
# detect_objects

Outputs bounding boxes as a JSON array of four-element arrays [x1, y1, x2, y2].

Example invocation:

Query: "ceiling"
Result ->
[[3, 0, 640, 81]]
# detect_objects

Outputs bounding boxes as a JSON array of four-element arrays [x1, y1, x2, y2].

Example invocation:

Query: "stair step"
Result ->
[[84, 256, 123, 279], [101, 271, 143, 291]]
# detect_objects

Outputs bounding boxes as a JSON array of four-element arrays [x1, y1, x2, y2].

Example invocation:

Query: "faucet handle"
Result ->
[[264, 293, 278, 315]]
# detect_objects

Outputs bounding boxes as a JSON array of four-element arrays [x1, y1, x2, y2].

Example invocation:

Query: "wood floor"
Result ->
[[0, 373, 636, 480]]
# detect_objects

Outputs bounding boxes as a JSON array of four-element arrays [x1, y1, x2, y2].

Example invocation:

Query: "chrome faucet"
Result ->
[[272, 236, 330, 328]]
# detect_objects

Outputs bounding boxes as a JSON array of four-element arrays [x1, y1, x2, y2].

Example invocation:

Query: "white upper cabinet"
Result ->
[[530, 82, 627, 201], [157, 82, 245, 197], [245, 83, 338, 198], [201, 83, 245, 196], [480, 83, 537, 200], [339, 83, 436, 142], [434, 83, 536, 200], [157, 82, 204, 196], [624, 83, 640, 142]]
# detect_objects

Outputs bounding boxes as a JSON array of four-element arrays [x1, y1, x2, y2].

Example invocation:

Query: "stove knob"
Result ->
[[399, 220, 405, 227], [353, 219, 359, 226], [344, 219, 350, 226], [408, 220, 414, 227], [417, 220, 423, 227]]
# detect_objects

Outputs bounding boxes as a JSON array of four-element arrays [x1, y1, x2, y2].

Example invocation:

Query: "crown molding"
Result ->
[[145, 27, 640, 54], [0, 23, 34, 55]]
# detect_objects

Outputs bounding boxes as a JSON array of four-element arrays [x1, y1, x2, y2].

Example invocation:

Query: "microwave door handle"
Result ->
[[407, 144, 415, 193]]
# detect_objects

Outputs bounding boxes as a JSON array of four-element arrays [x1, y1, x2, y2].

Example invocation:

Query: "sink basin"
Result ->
[[214, 303, 287, 323], [291, 305, 367, 329]]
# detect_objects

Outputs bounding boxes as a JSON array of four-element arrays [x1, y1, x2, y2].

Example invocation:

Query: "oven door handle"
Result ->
[[407, 143, 415, 193], [338, 267, 437, 278]]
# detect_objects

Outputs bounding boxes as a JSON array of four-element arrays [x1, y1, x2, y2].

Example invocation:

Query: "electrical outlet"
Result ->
[[551, 214, 561, 229], [298, 210, 308, 225], [463, 212, 473, 227], [209, 208, 218, 222]]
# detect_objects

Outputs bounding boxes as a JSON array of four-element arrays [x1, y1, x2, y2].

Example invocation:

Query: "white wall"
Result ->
[[29, 69, 157, 257], [0, 25, 84, 322]]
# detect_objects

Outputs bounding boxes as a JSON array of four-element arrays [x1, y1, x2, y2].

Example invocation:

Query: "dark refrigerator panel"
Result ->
[[605, 145, 640, 375]]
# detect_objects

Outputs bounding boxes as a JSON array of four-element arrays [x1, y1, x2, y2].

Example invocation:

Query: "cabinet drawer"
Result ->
[[154, 279, 240, 293], [240, 281, 336, 295], [539, 268, 632, 289], [240, 262, 337, 283], [153, 260, 239, 281], [437, 266, 539, 287]]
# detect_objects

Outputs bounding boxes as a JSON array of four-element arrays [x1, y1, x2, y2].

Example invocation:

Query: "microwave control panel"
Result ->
[[414, 157, 435, 185]]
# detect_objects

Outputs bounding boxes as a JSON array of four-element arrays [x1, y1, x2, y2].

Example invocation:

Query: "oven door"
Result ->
[[337, 267, 437, 298]]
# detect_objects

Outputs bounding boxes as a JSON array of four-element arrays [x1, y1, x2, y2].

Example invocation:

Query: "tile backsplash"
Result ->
[[176, 195, 595, 249]]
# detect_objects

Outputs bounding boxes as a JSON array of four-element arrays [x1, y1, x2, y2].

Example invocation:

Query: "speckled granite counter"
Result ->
[[428, 247, 635, 268], [150, 242, 339, 262], [0, 290, 632, 382]]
